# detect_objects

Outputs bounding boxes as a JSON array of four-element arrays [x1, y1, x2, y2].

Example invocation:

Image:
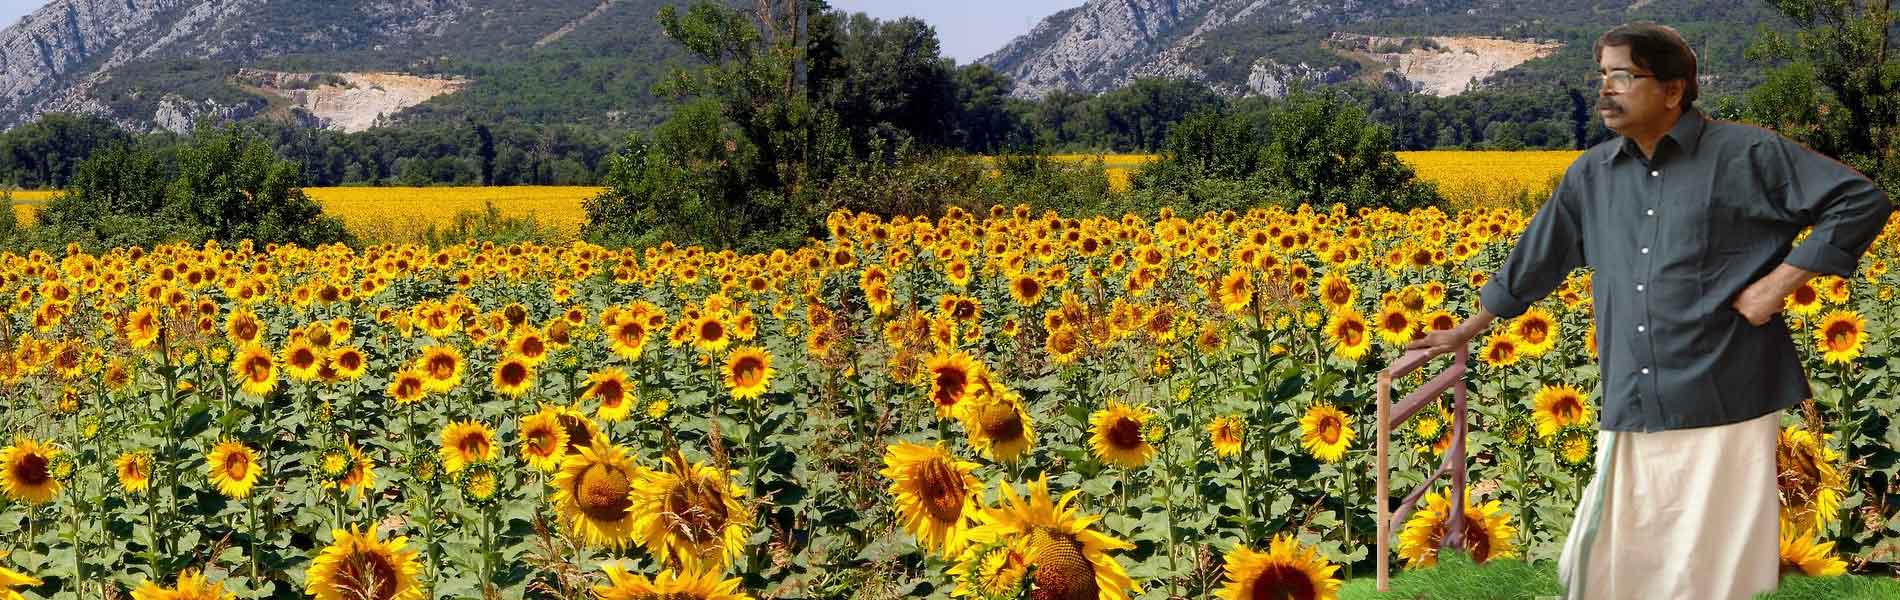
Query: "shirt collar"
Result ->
[[1604, 106, 1705, 164]]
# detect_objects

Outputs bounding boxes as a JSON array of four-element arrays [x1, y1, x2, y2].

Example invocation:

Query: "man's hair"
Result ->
[[1594, 21, 1699, 110]]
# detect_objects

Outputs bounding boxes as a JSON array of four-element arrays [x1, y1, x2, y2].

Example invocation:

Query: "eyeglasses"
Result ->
[[1597, 70, 1655, 92]]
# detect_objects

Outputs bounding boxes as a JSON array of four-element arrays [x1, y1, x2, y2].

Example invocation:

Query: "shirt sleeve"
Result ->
[[1753, 133, 1894, 277], [1479, 171, 1586, 319]]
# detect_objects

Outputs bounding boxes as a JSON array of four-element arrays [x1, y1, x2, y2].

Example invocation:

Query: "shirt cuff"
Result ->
[[1479, 277, 1529, 319], [1784, 239, 1858, 278]]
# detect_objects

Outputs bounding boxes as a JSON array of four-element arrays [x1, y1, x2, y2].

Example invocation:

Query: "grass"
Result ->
[[1339, 551, 1900, 599]]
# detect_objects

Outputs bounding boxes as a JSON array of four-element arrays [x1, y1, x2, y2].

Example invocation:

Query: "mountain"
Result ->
[[0, 0, 697, 133], [978, 0, 1797, 100]]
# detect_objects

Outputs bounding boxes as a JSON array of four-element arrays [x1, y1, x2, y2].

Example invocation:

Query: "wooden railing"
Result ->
[[1374, 345, 1470, 591]]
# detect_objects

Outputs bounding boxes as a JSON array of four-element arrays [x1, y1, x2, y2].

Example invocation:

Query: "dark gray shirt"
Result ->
[[1479, 107, 1893, 432]]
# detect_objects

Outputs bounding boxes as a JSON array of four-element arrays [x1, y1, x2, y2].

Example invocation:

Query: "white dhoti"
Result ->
[[1557, 409, 1782, 600]]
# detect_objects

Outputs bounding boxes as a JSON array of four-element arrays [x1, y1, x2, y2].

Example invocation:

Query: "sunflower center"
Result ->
[[520, 337, 545, 358], [335, 550, 401, 600], [596, 380, 626, 406], [1556, 400, 1580, 422], [1105, 417, 1143, 450], [978, 403, 1025, 444], [913, 458, 966, 524], [933, 370, 968, 408], [427, 355, 456, 380], [698, 320, 725, 342], [1029, 528, 1099, 600], [526, 427, 559, 456], [12, 452, 48, 485], [457, 434, 491, 459], [246, 357, 272, 382], [1337, 321, 1365, 346], [501, 362, 528, 386], [1826, 323, 1857, 351], [664, 477, 733, 539], [574, 463, 633, 521], [732, 357, 764, 387], [222, 452, 250, 479], [394, 377, 422, 399], [291, 348, 318, 369], [1247, 563, 1320, 600], [1319, 417, 1342, 445]]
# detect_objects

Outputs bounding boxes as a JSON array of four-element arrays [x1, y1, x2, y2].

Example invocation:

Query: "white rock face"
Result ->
[[239, 69, 470, 133], [1326, 32, 1560, 97]]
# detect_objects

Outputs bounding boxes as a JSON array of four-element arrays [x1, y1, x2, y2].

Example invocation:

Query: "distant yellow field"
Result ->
[[307, 186, 601, 243], [983, 151, 1578, 200]]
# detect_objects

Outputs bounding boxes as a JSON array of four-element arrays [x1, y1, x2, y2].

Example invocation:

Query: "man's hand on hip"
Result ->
[[1732, 262, 1821, 326]]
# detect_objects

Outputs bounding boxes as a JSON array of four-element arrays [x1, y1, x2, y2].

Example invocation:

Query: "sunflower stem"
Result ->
[[248, 493, 260, 584]]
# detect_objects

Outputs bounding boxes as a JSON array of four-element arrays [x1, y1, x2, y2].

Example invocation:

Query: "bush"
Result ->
[[421, 201, 567, 247]]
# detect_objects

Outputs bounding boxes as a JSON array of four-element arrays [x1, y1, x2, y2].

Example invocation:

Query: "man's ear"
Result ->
[[1667, 80, 1686, 111]]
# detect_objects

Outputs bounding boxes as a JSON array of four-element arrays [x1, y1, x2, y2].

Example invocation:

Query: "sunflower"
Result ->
[[1374, 304, 1414, 347], [1045, 326, 1084, 365], [205, 438, 262, 499], [594, 564, 754, 600], [1786, 281, 1823, 316], [1508, 307, 1557, 357], [962, 474, 1140, 600], [518, 406, 569, 471], [1317, 272, 1356, 311], [924, 350, 983, 421], [438, 420, 497, 476], [962, 386, 1035, 463], [691, 313, 731, 353], [608, 315, 651, 360], [510, 327, 550, 366], [1553, 425, 1595, 471], [1, 437, 61, 505], [1532, 384, 1592, 439], [947, 539, 1031, 599], [386, 369, 427, 406], [304, 525, 423, 600], [116, 450, 153, 494], [282, 338, 326, 382], [1215, 533, 1342, 600], [1480, 333, 1519, 367], [416, 345, 464, 393], [1009, 273, 1046, 306], [131, 569, 232, 600], [577, 368, 632, 422], [628, 450, 754, 572], [1324, 308, 1372, 361], [329, 346, 368, 381], [0, 552, 40, 600], [554, 405, 606, 455], [1299, 403, 1355, 463], [230, 342, 277, 397], [1089, 400, 1156, 469], [490, 355, 535, 397], [722, 346, 775, 401], [1396, 489, 1517, 568], [226, 307, 262, 346], [1777, 425, 1845, 533], [1813, 310, 1866, 364], [125, 303, 161, 349], [1779, 517, 1846, 577], [335, 443, 376, 501], [1218, 268, 1253, 315], [1207, 415, 1244, 458], [880, 442, 984, 556], [550, 438, 647, 549]]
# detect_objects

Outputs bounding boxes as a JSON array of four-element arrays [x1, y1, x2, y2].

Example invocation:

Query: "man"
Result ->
[[1405, 22, 1892, 600]]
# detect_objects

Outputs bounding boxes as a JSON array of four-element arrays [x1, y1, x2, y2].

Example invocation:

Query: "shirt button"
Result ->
[[1641, 367, 1651, 375], [1650, 170, 1660, 177], [1640, 247, 1650, 254], [1637, 324, 1646, 333], [1645, 208, 1655, 216], [1636, 283, 1645, 292]]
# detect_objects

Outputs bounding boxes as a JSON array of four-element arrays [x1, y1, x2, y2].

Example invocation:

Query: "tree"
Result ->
[[1744, 0, 1899, 196], [1255, 89, 1442, 212], [474, 123, 496, 186]]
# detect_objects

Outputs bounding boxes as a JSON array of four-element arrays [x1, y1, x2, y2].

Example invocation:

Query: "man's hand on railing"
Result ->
[[1404, 304, 1496, 359]]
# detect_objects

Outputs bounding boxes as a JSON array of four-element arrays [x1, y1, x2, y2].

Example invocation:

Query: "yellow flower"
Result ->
[[386, 369, 427, 406], [230, 343, 277, 397], [1218, 268, 1253, 315], [1207, 415, 1244, 458], [125, 304, 162, 349], [438, 420, 497, 475], [416, 345, 464, 393], [1374, 303, 1414, 348], [1786, 281, 1823, 316], [491, 354, 535, 397], [924, 350, 983, 421], [1813, 309, 1866, 364], [1009, 273, 1046, 306], [880, 442, 983, 556], [1532, 383, 1592, 439], [1778, 425, 1845, 533], [205, 438, 261, 499], [131, 569, 232, 600], [116, 450, 153, 494], [549, 438, 647, 549], [722, 346, 775, 401], [1397, 489, 1516, 568], [1779, 517, 1846, 577], [1481, 333, 1519, 367], [691, 312, 731, 353], [304, 525, 423, 600], [628, 451, 753, 572], [1508, 307, 1557, 357], [1089, 400, 1156, 469], [1, 437, 61, 505], [961, 385, 1035, 463], [1299, 403, 1355, 463], [518, 406, 569, 471], [1215, 534, 1342, 600], [607, 315, 651, 360], [1325, 308, 1372, 361], [962, 474, 1140, 600], [282, 338, 325, 382], [594, 564, 754, 600]]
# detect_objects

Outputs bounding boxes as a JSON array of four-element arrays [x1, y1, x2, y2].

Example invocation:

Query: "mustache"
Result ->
[[1596, 98, 1623, 113]]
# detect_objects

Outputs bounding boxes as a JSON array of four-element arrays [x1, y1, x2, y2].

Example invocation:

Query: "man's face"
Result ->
[[1596, 44, 1678, 134]]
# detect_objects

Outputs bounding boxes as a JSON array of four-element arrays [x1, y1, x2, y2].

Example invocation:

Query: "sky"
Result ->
[[0, 0, 42, 29], [0, 1, 1080, 64], [826, 0, 1081, 64]]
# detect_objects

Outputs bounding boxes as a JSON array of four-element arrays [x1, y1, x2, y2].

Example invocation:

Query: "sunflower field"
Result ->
[[0, 202, 1896, 600]]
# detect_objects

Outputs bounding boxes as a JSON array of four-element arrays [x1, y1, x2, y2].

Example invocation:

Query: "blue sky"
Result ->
[[0, 1, 1081, 65], [827, 0, 1081, 64]]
